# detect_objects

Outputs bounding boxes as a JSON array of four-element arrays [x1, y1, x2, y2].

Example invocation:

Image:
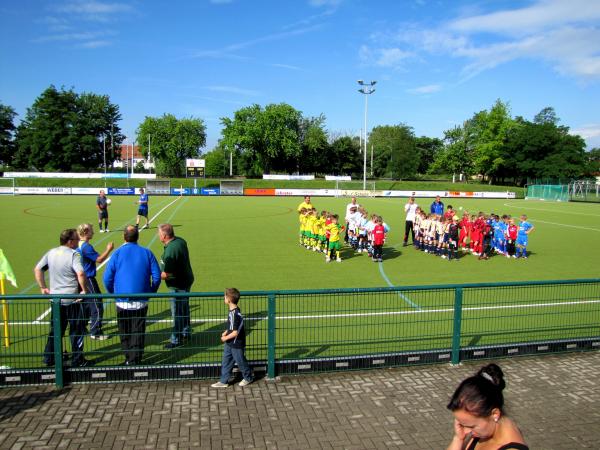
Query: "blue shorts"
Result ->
[[138, 207, 148, 217], [516, 238, 528, 246]]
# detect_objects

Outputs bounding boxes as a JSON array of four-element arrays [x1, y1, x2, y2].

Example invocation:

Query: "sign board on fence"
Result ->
[[14, 187, 71, 195], [108, 187, 135, 195], [201, 187, 220, 195]]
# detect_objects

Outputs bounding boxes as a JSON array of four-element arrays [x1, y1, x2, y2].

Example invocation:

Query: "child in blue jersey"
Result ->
[[135, 187, 150, 230], [492, 215, 505, 255], [77, 223, 114, 339], [516, 214, 535, 258]]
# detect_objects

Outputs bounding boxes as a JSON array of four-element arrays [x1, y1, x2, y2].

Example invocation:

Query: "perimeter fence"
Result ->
[[1, 278, 599, 388]]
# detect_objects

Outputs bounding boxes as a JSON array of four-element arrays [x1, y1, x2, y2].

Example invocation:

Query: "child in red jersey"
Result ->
[[459, 212, 471, 252], [470, 212, 485, 256], [372, 217, 386, 262], [505, 217, 518, 258]]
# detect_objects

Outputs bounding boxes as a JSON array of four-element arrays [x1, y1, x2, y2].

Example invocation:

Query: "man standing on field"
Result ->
[[35, 228, 92, 367], [403, 197, 418, 246], [96, 190, 109, 232], [135, 187, 149, 230], [158, 223, 195, 349]]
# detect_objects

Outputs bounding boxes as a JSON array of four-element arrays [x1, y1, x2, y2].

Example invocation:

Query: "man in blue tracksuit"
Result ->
[[430, 196, 445, 215], [103, 225, 161, 365]]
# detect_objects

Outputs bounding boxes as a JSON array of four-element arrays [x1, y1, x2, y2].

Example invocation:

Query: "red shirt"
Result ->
[[507, 225, 518, 240], [373, 224, 385, 246], [444, 210, 455, 221]]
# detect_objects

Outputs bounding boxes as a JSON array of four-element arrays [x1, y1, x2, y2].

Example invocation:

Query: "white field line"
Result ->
[[503, 202, 600, 217], [32, 196, 183, 323], [17, 298, 600, 325], [531, 219, 600, 232]]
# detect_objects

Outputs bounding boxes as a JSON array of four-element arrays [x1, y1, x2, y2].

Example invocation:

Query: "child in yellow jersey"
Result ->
[[314, 211, 327, 253], [324, 214, 345, 262], [299, 208, 307, 246], [305, 209, 317, 250]]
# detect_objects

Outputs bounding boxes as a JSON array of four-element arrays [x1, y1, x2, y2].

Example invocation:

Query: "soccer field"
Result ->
[[1, 194, 599, 374], [1, 194, 599, 294]]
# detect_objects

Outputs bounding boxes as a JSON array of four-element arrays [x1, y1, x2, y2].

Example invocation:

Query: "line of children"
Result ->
[[414, 209, 534, 260], [298, 205, 390, 263]]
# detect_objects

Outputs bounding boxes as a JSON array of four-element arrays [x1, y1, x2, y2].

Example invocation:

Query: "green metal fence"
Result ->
[[1, 279, 599, 388], [526, 184, 569, 201]]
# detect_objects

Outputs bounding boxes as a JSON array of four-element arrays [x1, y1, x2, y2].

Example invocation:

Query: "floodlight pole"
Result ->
[[102, 134, 107, 188], [357, 80, 376, 190]]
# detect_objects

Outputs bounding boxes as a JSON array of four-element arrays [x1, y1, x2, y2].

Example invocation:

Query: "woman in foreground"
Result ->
[[446, 363, 528, 450]]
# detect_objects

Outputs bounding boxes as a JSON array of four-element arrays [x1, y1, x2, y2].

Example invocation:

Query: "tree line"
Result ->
[[1, 87, 598, 183]]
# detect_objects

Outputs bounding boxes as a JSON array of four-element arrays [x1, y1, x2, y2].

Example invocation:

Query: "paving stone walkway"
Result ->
[[1, 351, 599, 449]]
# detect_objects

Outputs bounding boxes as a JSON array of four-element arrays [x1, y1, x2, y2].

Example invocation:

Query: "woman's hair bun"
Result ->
[[478, 363, 506, 391]]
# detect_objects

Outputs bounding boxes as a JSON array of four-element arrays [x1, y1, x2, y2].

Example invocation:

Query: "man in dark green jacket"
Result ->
[[158, 223, 195, 349]]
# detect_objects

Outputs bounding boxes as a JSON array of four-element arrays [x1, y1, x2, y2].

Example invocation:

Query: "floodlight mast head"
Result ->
[[357, 79, 364, 84]]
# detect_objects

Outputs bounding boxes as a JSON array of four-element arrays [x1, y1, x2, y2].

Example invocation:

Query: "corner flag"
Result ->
[[0, 249, 17, 288]]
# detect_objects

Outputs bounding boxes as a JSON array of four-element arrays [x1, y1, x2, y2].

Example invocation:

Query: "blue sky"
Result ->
[[1, 0, 600, 152]]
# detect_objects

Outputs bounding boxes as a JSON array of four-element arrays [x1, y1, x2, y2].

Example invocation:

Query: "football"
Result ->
[[106, 198, 112, 205]]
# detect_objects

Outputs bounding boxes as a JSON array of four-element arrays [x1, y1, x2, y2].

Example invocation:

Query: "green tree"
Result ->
[[431, 123, 475, 180], [587, 148, 600, 175], [415, 136, 443, 174], [368, 124, 419, 179], [326, 135, 362, 175], [298, 115, 328, 174], [503, 118, 587, 184], [467, 99, 515, 183], [137, 114, 206, 178], [0, 102, 17, 166], [220, 103, 304, 176], [204, 145, 228, 177], [13, 86, 124, 171]]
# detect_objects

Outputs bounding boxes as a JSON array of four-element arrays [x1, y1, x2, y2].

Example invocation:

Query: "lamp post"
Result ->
[[357, 80, 376, 190], [102, 134, 107, 188]]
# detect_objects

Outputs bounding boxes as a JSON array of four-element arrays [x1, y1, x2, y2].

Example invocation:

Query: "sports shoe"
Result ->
[[325, 256, 331, 263], [211, 381, 229, 388], [72, 358, 95, 368], [90, 334, 109, 340], [378, 258, 382, 262], [105, 228, 110, 233], [164, 342, 182, 349], [336, 258, 342, 262], [99, 229, 105, 233], [239, 379, 253, 387]]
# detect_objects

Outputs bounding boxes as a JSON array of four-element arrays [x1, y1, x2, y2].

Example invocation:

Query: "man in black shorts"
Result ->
[[96, 190, 109, 233]]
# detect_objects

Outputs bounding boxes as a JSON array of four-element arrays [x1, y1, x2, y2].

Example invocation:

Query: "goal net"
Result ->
[[220, 180, 244, 196], [525, 184, 568, 202], [568, 180, 600, 203], [0, 177, 15, 195], [146, 179, 171, 195], [334, 180, 376, 198]]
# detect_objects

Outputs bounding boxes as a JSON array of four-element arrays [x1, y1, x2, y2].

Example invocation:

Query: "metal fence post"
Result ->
[[451, 287, 463, 365], [51, 297, 64, 388], [267, 293, 276, 379]]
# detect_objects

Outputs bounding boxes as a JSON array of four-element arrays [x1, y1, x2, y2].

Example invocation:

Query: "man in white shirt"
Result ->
[[403, 197, 418, 246], [344, 197, 360, 243]]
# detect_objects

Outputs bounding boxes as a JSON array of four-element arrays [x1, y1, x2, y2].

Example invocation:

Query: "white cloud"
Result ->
[[76, 40, 111, 48], [362, 0, 600, 81], [57, 0, 132, 16], [572, 124, 600, 148], [270, 63, 302, 71], [359, 45, 412, 68], [449, 0, 600, 36], [407, 84, 442, 94], [309, 0, 342, 7], [32, 30, 113, 43], [205, 85, 261, 97]]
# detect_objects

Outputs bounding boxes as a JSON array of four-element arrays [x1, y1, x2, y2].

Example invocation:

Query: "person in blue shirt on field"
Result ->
[[103, 225, 161, 365], [492, 215, 506, 256], [516, 214, 535, 258], [135, 187, 150, 230], [430, 196, 445, 215], [77, 223, 114, 340]]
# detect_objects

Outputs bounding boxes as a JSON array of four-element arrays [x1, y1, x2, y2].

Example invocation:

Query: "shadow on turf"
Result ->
[[85, 310, 267, 366], [0, 388, 71, 423]]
